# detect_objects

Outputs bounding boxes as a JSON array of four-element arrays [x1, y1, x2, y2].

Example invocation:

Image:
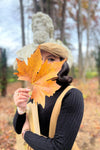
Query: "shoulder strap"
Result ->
[[49, 85, 75, 138], [27, 102, 40, 135], [19, 102, 40, 150], [49, 85, 80, 150], [16, 102, 40, 150]]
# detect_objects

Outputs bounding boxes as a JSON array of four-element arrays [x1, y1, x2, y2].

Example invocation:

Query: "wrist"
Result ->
[[17, 107, 26, 115], [22, 129, 29, 138]]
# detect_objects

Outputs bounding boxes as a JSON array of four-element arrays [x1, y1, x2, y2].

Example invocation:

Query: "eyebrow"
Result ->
[[47, 55, 56, 58]]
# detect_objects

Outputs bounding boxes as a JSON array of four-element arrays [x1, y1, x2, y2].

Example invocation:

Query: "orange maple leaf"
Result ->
[[14, 46, 66, 107]]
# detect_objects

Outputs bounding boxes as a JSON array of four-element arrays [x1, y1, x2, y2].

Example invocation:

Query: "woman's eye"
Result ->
[[48, 58, 55, 62]]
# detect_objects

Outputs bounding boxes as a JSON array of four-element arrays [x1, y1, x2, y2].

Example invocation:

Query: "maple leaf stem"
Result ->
[[47, 77, 58, 81]]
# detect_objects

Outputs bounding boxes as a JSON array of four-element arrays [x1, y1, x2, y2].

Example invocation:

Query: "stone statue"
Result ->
[[14, 12, 73, 69], [32, 12, 54, 44]]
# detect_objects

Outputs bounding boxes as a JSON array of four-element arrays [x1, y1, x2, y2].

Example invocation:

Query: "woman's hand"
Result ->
[[13, 88, 31, 114]]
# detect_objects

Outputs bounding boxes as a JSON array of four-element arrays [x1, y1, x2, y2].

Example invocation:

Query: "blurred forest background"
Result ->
[[0, 0, 100, 150]]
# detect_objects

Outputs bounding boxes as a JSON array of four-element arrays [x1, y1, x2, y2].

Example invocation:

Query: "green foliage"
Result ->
[[86, 71, 98, 79], [0, 65, 17, 84], [69, 65, 79, 78], [7, 78, 17, 83], [7, 66, 17, 83], [70, 65, 98, 79], [83, 94, 88, 99], [0, 51, 17, 96], [97, 89, 100, 95]]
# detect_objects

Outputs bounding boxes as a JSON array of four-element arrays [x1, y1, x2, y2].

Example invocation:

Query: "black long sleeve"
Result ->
[[13, 110, 26, 134], [24, 88, 84, 150]]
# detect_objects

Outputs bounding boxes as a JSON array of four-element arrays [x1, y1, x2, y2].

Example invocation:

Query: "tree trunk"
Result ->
[[97, 46, 100, 90], [20, 0, 25, 46], [92, 31, 100, 90], [0, 48, 2, 95], [77, 0, 83, 79], [33, 0, 38, 13], [39, 0, 44, 12], [99, 71, 100, 90], [60, 0, 67, 42], [1, 67, 7, 96], [0, 48, 7, 97], [83, 0, 91, 81], [19, 0, 27, 88], [48, 0, 54, 20]]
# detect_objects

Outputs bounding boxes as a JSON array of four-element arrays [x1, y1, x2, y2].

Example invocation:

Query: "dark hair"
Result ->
[[56, 61, 73, 86]]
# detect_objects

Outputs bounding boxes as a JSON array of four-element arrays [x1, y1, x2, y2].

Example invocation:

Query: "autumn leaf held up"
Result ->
[[14, 46, 66, 107]]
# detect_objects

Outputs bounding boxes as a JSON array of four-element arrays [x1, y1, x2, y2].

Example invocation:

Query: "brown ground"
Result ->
[[0, 78, 100, 150]]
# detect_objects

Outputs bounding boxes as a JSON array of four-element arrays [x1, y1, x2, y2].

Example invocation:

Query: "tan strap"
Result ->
[[49, 86, 75, 138], [49, 86, 80, 150], [27, 102, 40, 135], [16, 102, 40, 150], [26, 102, 40, 150]]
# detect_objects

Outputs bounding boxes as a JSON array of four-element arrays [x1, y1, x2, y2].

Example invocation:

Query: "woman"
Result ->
[[13, 43, 84, 150]]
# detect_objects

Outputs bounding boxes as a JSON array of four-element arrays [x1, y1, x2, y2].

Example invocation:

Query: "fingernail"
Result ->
[[26, 88, 30, 91]]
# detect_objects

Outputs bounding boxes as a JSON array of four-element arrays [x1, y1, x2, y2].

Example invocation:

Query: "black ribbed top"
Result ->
[[13, 86, 84, 150]]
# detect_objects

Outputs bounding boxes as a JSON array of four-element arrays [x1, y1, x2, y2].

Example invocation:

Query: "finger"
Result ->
[[18, 95, 29, 100], [18, 102, 27, 108], [19, 92, 31, 97], [14, 95, 29, 106], [14, 91, 30, 98], [17, 88, 31, 93], [17, 99, 28, 102], [14, 89, 31, 99], [18, 100, 27, 104], [15, 99, 27, 106]]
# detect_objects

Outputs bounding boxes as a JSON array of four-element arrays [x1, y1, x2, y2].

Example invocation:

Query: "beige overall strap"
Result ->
[[26, 102, 40, 150], [16, 133, 26, 150], [49, 86, 80, 150], [49, 86, 74, 138], [27, 102, 40, 135], [16, 102, 40, 150]]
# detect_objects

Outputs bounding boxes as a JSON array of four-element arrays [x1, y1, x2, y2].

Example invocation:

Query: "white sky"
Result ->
[[0, 0, 90, 66], [0, 0, 23, 65]]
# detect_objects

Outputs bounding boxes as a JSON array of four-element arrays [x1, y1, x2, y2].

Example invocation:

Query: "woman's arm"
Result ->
[[13, 110, 26, 134], [13, 88, 31, 134], [23, 88, 84, 150]]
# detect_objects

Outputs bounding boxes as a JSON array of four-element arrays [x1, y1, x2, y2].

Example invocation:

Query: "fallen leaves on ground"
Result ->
[[0, 78, 100, 150], [72, 78, 100, 150]]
